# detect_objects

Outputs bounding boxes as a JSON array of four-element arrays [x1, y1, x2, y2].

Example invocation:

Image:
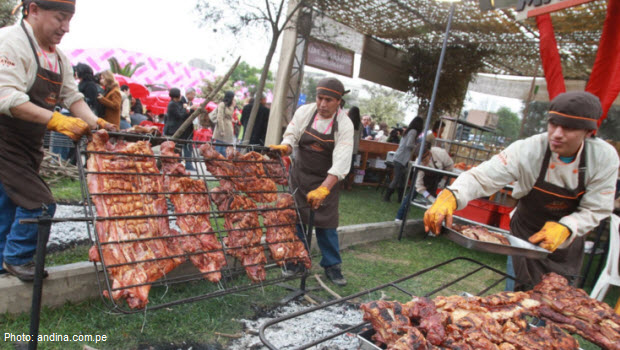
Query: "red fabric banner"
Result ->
[[537, 14, 566, 101], [585, 0, 620, 126]]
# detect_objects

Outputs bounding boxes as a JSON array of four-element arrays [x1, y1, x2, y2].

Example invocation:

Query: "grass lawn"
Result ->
[[1, 185, 615, 349]]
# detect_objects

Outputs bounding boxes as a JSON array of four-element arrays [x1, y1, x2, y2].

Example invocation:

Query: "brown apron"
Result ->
[[510, 145, 586, 290], [290, 110, 340, 228], [0, 21, 61, 209]]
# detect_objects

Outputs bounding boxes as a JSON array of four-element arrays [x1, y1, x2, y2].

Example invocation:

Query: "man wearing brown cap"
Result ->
[[270, 77, 354, 286], [0, 0, 116, 280], [424, 91, 619, 290]]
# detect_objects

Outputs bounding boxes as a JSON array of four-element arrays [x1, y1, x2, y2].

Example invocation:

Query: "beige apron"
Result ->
[[0, 21, 61, 209], [289, 110, 339, 228]]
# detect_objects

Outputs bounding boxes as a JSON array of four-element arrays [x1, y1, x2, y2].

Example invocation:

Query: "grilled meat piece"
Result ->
[[453, 224, 510, 245], [160, 141, 226, 283], [260, 193, 311, 268], [217, 194, 267, 282], [87, 131, 184, 309]]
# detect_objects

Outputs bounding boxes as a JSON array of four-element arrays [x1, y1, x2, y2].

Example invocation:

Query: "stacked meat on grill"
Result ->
[[530, 273, 620, 350], [453, 224, 510, 246], [260, 193, 311, 269], [361, 273, 620, 349], [87, 130, 185, 309], [160, 141, 227, 283], [211, 189, 267, 282]]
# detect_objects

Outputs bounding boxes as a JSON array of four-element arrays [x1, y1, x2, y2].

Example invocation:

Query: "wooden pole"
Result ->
[[172, 57, 241, 139], [519, 65, 539, 139]]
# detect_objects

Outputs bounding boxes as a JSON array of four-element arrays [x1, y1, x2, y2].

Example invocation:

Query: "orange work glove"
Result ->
[[423, 189, 457, 235], [528, 221, 571, 252], [268, 144, 290, 156], [46, 111, 91, 142], [97, 118, 118, 132], [307, 186, 330, 210]]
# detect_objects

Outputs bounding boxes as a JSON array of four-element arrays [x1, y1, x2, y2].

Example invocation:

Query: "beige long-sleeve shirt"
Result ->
[[0, 21, 83, 117], [448, 133, 619, 248], [281, 103, 354, 180], [415, 147, 455, 196]]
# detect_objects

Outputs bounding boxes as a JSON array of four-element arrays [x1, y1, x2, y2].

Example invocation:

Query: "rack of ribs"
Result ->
[[160, 141, 226, 283], [260, 193, 311, 269], [227, 150, 278, 203], [211, 190, 267, 282], [86, 130, 184, 309]]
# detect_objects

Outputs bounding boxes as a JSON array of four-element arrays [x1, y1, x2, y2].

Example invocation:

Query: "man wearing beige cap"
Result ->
[[0, 0, 116, 280], [424, 91, 619, 290], [270, 77, 354, 286]]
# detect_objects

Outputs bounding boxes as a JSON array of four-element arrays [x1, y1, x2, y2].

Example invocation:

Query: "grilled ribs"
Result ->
[[360, 275, 604, 350], [453, 224, 510, 245], [160, 141, 227, 283], [198, 143, 278, 203], [212, 191, 267, 282], [260, 193, 311, 269], [87, 130, 184, 309]]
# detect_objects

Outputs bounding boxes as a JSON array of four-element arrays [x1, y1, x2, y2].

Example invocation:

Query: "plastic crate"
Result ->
[[496, 204, 514, 231], [453, 198, 498, 226]]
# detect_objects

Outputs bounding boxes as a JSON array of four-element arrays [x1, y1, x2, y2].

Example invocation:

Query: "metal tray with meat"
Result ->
[[442, 217, 550, 259]]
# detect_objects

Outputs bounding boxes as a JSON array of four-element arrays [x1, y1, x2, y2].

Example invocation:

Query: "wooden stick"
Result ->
[[214, 331, 242, 339], [172, 57, 241, 139], [314, 274, 342, 299], [304, 294, 319, 305]]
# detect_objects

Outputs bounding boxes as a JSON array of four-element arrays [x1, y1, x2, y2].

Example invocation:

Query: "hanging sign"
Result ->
[[515, 0, 596, 20], [306, 38, 355, 78]]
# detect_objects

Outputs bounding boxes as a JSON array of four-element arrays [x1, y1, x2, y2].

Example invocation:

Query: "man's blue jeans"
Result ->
[[505, 256, 515, 291], [183, 143, 195, 170], [296, 224, 341, 268], [0, 182, 56, 270]]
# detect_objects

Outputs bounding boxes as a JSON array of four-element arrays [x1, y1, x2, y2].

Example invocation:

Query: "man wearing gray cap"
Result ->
[[270, 77, 354, 286], [0, 0, 116, 280], [424, 91, 619, 290]]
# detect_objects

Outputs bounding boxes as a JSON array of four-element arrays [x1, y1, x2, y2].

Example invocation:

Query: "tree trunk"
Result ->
[[243, 37, 280, 144]]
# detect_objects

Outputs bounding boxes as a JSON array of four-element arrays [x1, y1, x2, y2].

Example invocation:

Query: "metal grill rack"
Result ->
[[259, 257, 518, 350], [63, 131, 313, 313]]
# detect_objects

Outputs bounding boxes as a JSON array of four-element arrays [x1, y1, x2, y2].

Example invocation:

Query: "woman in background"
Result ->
[[383, 116, 424, 202], [213, 91, 236, 156], [97, 70, 122, 128], [74, 63, 102, 116]]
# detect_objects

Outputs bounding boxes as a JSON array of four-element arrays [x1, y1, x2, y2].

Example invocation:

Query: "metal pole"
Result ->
[[28, 208, 52, 350], [300, 210, 314, 291], [398, 2, 456, 240]]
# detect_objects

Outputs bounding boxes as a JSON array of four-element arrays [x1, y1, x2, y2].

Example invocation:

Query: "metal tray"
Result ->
[[357, 329, 383, 350], [442, 218, 550, 260]]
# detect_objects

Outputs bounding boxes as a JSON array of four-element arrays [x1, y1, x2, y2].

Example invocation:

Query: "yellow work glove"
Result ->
[[97, 118, 118, 132], [268, 144, 290, 156], [423, 189, 457, 235], [307, 186, 330, 210], [528, 221, 571, 252], [46, 111, 91, 142]]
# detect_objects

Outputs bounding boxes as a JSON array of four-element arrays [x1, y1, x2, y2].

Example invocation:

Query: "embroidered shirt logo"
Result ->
[[0, 55, 16, 68]]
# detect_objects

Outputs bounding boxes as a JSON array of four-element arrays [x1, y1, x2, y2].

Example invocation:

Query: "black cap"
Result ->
[[316, 77, 345, 100], [21, 0, 76, 16], [547, 91, 601, 130]]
